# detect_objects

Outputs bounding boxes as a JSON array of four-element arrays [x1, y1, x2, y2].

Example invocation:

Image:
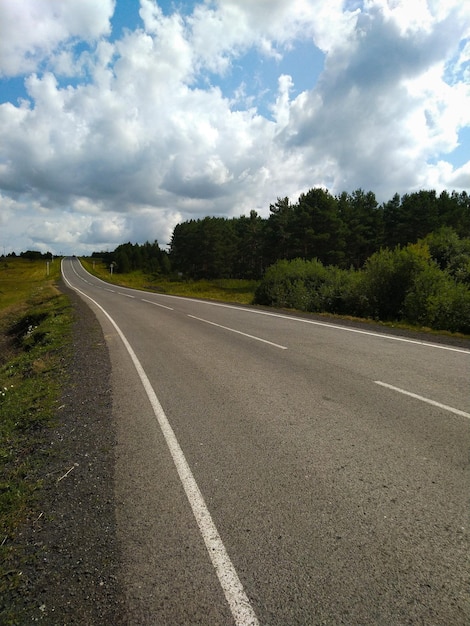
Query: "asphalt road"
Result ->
[[62, 257, 470, 625]]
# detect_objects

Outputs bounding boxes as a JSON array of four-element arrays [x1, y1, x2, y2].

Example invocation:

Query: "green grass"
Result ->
[[80, 258, 259, 304], [0, 258, 73, 615], [79, 259, 470, 340], [0, 258, 59, 310]]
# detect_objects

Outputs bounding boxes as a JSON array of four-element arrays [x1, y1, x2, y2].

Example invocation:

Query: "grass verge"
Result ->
[[80, 258, 259, 304], [80, 258, 470, 342], [0, 258, 72, 620]]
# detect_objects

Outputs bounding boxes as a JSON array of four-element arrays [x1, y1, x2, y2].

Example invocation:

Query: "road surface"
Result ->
[[62, 257, 470, 625]]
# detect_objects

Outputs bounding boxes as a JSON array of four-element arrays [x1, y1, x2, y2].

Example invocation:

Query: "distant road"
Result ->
[[62, 257, 470, 625]]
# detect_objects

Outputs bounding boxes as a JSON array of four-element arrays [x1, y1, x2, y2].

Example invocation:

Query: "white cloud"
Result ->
[[446, 160, 470, 189], [0, 0, 469, 255], [272, 74, 294, 127], [282, 0, 470, 190], [0, 0, 115, 77]]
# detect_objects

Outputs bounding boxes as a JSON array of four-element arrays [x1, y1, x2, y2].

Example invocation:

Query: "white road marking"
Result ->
[[73, 259, 469, 355], [199, 304, 470, 354], [105, 288, 115, 293], [62, 260, 259, 626], [375, 381, 470, 420], [188, 314, 288, 350], [142, 298, 174, 311], [119, 292, 135, 298]]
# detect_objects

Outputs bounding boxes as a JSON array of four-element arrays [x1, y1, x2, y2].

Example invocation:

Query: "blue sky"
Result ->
[[0, 0, 469, 255], [111, 0, 326, 119]]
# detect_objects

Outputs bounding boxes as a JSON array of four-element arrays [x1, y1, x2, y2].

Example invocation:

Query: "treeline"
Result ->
[[92, 241, 170, 275], [94, 188, 469, 279], [1, 251, 55, 260], [92, 187, 470, 333], [169, 188, 470, 279]]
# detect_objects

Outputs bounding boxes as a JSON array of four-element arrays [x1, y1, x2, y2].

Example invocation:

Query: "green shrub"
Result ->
[[402, 247, 470, 333], [317, 266, 361, 315], [254, 245, 470, 334], [447, 253, 470, 285], [402, 263, 447, 326], [359, 243, 431, 320], [255, 259, 325, 308], [426, 281, 470, 334], [254, 258, 358, 314]]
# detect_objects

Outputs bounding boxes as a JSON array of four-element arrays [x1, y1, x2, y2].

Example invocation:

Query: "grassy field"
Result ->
[[0, 258, 58, 310], [81, 258, 259, 304], [0, 258, 72, 613]]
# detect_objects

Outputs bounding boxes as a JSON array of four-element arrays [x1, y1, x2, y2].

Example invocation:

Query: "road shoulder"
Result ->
[[11, 283, 127, 624]]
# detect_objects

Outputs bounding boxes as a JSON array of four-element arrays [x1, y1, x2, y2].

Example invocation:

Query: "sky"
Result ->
[[0, 0, 469, 256]]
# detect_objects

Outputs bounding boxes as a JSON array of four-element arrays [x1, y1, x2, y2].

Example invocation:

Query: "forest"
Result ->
[[92, 188, 470, 334]]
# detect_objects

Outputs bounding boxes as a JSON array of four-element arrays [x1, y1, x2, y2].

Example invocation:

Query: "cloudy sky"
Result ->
[[0, 0, 469, 255]]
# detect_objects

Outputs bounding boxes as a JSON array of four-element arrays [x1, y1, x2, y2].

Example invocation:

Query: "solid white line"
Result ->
[[188, 314, 288, 350], [105, 285, 469, 354], [74, 260, 469, 355], [203, 305, 470, 354], [375, 381, 470, 419], [142, 298, 174, 311], [61, 260, 259, 626]]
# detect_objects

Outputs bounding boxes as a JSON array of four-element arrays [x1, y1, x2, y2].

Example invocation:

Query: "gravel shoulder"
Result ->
[[12, 283, 127, 624]]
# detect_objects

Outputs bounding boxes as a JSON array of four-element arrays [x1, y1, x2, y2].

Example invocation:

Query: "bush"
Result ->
[[254, 258, 358, 314], [254, 246, 470, 334], [359, 243, 431, 320], [426, 281, 470, 334], [424, 227, 470, 285], [254, 258, 327, 309], [402, 246, 470, 333], [317, 266, 362, 315], [402, 263, 447, 326]]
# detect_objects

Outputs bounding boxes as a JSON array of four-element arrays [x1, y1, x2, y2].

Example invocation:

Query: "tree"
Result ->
[[198, 217, 238, 279], [338, 189, 383, 268], [382, 193, 402, 248], [169, 220, 201, 276], [234, 210, 266, 279], [264, 197, 296, 264], [293, 188, 345, 265], [383, 191, 440, 247], [114, 246, 131, 273], [169, 217, 238, 278], [20, 250, 45, 260], [110, 241, 169, 275]]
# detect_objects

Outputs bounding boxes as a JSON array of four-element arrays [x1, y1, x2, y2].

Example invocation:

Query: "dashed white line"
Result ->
[[142, 298, 174, 311], [188, 314, 287, 350], [375, 381, 470, 419], [73, 259, 469, 355], [119, 292, 135, 298], [105, 288, 115, 293]]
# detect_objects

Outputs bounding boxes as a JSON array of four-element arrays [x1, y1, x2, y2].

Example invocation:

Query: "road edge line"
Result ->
[[61, 259, 260, 626]]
